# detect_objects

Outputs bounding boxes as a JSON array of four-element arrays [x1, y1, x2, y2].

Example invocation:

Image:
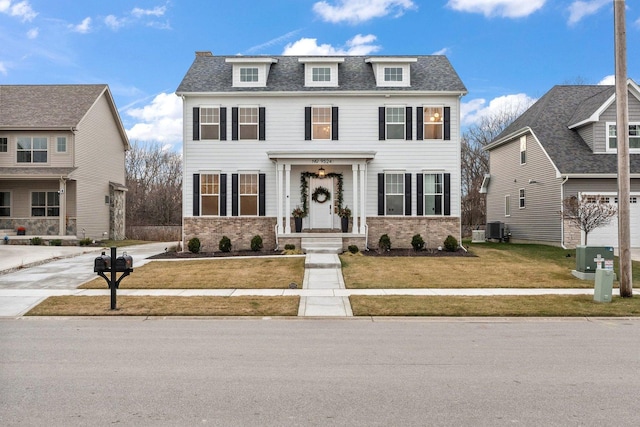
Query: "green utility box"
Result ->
[[594, 269, 614, 303], [576, 246, 614, 273]]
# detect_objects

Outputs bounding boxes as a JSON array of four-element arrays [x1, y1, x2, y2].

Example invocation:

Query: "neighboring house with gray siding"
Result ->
[[176, 52, 467, 251], [483, 80, 640, 248], [0, 85, 130, 241]]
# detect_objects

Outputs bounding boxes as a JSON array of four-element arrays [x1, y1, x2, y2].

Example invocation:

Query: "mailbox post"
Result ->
[[94, 247, 133, 310]]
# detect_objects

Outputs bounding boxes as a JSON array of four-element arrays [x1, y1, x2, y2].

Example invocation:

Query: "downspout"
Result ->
[[560, 175, 569, 249]]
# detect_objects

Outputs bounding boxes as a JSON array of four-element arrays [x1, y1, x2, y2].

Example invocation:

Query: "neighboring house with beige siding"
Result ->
[[0, 85, 130, 241], [176, 52, 467, 251], [483, 80, 640, 248]]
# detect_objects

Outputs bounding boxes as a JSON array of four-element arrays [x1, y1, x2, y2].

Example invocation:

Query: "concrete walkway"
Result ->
[[298, 253, 353, 317]]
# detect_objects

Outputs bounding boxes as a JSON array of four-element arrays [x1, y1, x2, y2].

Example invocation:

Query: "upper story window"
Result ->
[[386, 107, 405, 140], [312, 107, 332, 140], [607, 123, 640, 151], [520, 136, 527, 164], [423, 107, 443, 140], [240, 67, 258, 82], [201, 173, 220, 216], [0, 137, 7, 153], [239, 107, 258, 140], [385, 173, 404, 215], [17, 136, 47, 163], [201, 107, 220, 140], [384, 67, 403, 82], [312, 67, 331, 82], [56, 137, 67, 153]]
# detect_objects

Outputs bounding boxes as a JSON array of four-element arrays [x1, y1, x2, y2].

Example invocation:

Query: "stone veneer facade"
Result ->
[[109, 187, 126, 240], [0, 218, 77, 236], [184, 216, 460, 252], [563, 219, 581, 248]]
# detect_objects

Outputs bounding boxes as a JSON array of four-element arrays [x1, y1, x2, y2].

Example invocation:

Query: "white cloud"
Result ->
[[0, 0, 37, 22], [598, 75, 615, 85], [313, 0, 415, 24], [126, 92, 183, 146], [70, 17, 91, 33], [104, 15, 124, 30], [461, 93, 536, 126], [447, 0, 546, 18], [567, 0, 609, 25], [432, 47, 450, 56], [26, 27, 38, 39], [131, 6, 167, 18], [0, 62, 7, 76], [282, 34, 381, 55]]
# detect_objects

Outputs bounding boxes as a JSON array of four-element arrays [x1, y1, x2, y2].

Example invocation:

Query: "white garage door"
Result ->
[[587, 194, 640, 247]]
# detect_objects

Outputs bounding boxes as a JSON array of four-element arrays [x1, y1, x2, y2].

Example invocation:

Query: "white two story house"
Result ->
[[176, 52, 467, 251]]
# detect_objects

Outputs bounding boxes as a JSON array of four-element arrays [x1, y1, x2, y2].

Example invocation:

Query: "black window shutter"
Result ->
[[416, 173, 423, 216], [331, 106, 339, 140], [232, 174, 238, 216], [406, 107, 413, 140], [304, 107, 311, 140], [258, 173, 266, 216], [444, 173, 451, 216], [220, 174, 227, 216], [259, 107, 266, 141], [192, 173, 200, 216], [378, 107, 385, 140], [404, 173, 411, 216], [193, 107, 200, 141], [220, 107, 227, 140], [377, 173, 385, 216], [443, 107, 451, 141], [231, 107, 238, 140], [416, 107, 423, 140]]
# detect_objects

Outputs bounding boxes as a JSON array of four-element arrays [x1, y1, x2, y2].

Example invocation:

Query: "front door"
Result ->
[[309, 177, 334, 229]]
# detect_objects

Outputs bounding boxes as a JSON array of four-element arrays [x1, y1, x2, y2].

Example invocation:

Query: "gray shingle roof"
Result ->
[[176, 55, 467, 94], [0, 85, 107, 128], [491, 84, 640, 175]]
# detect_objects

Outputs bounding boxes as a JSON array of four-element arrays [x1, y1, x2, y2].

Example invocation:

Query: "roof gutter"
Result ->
[[483, 127, 532, 151]]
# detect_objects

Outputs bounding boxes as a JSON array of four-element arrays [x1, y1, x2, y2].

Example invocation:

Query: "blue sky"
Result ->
[[1, 0, 638, 150]]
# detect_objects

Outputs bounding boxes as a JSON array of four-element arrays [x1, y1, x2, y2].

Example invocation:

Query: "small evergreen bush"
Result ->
[[411, 234, 425, 251], [30, 237, 43, 246], [219, 236, 232, 253], [188, 237, 201, 254], [250, 235, 263, 252], [348, 245, 359, 254], [444, 235, 458, 252], [49, 239, 62, 246], [284, 244, 296, 250], [378, 234, 391, 252], [79, 238, 92, 246]]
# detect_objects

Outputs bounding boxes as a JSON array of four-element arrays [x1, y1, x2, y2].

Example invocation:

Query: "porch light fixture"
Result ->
[[318, 167, 326, 177]]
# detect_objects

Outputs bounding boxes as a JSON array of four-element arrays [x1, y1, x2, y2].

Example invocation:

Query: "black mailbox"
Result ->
[[94, 252, 112, 272], [115, 253, 133, 272]]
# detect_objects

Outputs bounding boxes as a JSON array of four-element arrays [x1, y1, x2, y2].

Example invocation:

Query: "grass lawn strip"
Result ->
[[26, 296, 299, 316], [350, 295, 640, 317], [80, 257, 305, 289]]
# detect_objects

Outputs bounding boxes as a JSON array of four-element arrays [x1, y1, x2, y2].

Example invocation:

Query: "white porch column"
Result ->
[[59, 178, 67, 236], [285, 163, 292, 234], [359, 163, 366, 234], [351, 164, 359, 234], [276, 163, 284, 234]]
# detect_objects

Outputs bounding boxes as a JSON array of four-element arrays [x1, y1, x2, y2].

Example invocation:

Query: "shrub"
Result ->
[[444, 235, 458, 252], [49, 239, 62, 246], [378, 234, 391, 252], [188, 237, 201, 254], [411, 234, 425, 251], [219, 236, 232, 253], [79, 238, 92, 246], [30, 237, 43, 246], [284, 244, 296, 250], [251, 235, 263, 252], [348, 245, 359, 254]]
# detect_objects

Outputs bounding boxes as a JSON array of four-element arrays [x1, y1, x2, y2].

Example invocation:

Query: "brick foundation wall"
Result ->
[[367, 217, 460, 249], [184, 217, 277, 252]]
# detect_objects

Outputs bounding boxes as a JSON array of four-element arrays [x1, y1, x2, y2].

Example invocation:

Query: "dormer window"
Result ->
[[226, 57, 277, 87], [384, 67, 403, 82], [299, 58, 343, 87], [240, 67, 258, 82], [365, 57, 416, 87]]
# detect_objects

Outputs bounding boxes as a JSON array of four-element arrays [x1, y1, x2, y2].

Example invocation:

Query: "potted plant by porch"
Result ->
[[16, 226, 26, 236], [292, 206, 305, 233], [339, 206, 351, 233]]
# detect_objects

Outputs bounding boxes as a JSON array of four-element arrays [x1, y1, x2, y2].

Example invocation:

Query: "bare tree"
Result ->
[[126, 141, 182, 226], [562, 195, 618, 245]]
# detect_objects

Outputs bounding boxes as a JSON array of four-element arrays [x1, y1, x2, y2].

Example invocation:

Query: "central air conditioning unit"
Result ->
[[486, 221, 504, 241]]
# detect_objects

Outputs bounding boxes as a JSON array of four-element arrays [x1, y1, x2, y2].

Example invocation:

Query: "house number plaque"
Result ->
[[311, 159, 333, 164]]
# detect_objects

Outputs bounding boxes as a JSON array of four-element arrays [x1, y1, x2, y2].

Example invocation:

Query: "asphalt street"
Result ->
[[1, 317, 639, 426]]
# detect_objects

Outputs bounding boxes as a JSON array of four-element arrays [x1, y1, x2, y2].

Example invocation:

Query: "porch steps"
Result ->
[[301, 237, 343, 255]]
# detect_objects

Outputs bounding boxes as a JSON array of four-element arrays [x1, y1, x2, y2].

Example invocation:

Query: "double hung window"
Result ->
[[32, 191, 59, 217], [239, 173, 258, 216], [608, 123, 640, 150], [201, 174, 220, 216], [423, 173, 444, 215], [385, 173, 404, 215], [0, 192, 9, 216], [17, 137, 48, 163], [0, 137, 7, 153], [386, 107, 405, 140], [312, 107, 332, 140], [423, 107, 443, 140], [200, 107, 220, 140], [239, 107, 258, 140]]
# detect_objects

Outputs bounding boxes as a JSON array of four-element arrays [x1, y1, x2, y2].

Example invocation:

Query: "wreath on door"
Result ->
[[311, 186, 331, 203]]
